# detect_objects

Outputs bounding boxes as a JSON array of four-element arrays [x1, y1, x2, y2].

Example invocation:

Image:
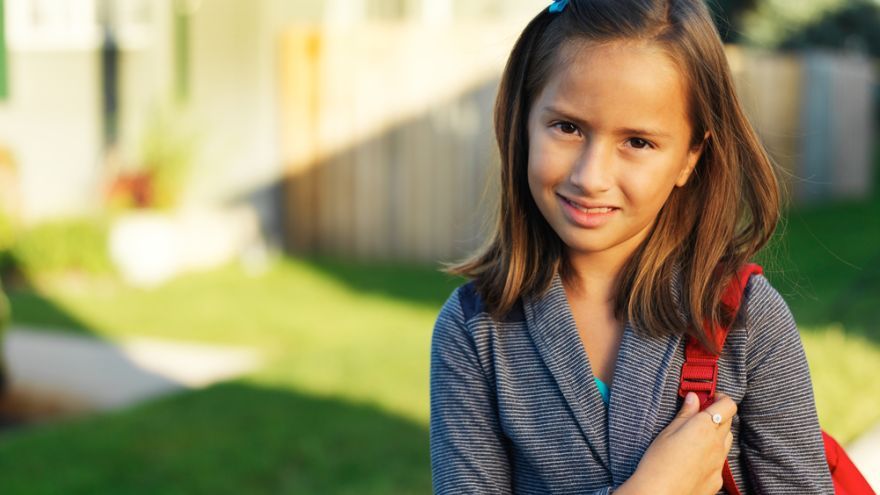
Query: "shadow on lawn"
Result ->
[[304, 255, 465, 310], [1, 279, 431, 493], [303, 194, 880, 347], [3, 286, 97, 335], [0, 381, 431, 495]]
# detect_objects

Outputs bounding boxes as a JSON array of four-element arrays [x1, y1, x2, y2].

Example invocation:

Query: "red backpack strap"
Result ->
[[679, 263, 763, 408], [679, 263, 763, 495]]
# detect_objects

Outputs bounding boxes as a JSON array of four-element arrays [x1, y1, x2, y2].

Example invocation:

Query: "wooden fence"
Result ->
[[727, 47, 875, 204], [279, 24, 876, 262], [278, 22, 519, 262]]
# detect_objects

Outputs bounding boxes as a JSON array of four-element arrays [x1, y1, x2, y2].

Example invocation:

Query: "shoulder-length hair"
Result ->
[[447, 0, 779, 353]]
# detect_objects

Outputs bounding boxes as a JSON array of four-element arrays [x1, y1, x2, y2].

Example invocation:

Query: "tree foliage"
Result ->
[[707, 0, 880, 57]]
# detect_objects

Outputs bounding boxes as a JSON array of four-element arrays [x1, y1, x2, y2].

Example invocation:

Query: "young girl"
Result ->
[[430, 0, 834, 493]]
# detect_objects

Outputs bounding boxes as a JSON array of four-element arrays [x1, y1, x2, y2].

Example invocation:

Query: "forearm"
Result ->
[[612, 477, 648, 495]]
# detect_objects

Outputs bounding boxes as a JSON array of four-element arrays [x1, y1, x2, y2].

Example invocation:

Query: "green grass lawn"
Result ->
[[1, 257, 462, 494], [0, 194, 878, 493], [757, 194, 880, 442]]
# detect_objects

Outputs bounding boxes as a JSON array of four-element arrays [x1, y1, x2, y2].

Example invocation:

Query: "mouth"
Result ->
[[556, 193, 619, 229], [556, 194, 618, 214]]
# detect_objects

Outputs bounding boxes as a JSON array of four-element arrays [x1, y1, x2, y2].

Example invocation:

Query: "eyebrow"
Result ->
[[540, 105, 672, 139]]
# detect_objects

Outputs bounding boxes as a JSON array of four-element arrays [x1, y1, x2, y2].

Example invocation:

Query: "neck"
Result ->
[[563, 218, 654, 303], [563, 248, 630, 304]]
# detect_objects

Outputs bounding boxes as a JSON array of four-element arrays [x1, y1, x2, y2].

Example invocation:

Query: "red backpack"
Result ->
[[678, 263, 875, 495]]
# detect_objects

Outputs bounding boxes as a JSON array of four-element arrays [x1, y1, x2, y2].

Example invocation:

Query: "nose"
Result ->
[[568, 138, 613, 194]]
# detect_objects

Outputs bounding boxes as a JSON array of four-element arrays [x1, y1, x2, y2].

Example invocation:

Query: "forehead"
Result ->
[[535, 40, 691, 135]]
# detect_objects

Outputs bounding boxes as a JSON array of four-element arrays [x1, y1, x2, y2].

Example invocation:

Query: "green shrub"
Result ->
[[11, 218, 113, 277], [710, 0, 880, 57], [0, 281, 8, 392], [139, 105, 198, 210], [0, 210, 17, 273]]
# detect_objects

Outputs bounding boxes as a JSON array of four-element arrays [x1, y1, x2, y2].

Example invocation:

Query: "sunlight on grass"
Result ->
[[802, 324, 880, 444], [11, 254, 880, 441], [9, 257, 457, 425]]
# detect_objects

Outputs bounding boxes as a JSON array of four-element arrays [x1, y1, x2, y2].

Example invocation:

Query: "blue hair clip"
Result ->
[[549, 0, 569, 13]]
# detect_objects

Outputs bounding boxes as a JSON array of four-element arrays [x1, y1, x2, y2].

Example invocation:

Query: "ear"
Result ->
[[675, 131, 710, 187]]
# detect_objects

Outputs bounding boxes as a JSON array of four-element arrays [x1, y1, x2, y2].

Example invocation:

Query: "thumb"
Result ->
[[676, 392, 701, 420], [661, 392, 700, 435]]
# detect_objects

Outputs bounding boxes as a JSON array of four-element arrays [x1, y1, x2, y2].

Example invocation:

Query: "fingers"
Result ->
[[703, 393, 738, 426], [673, 392, 739, 441], [698, 395, 737, 463]]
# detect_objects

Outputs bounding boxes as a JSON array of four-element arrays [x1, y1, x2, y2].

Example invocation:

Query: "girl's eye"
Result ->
[[627, 137, 653, 150], [552, 121, 581, 137]]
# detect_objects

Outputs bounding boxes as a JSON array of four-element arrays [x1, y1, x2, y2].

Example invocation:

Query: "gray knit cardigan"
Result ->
[[429, 271, 834, 494]]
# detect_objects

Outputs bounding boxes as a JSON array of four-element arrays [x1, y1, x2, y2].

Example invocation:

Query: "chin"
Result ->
[[557, 233, 615, 255]]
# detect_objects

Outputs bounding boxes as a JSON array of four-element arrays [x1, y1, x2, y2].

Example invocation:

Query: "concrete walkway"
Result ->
[[848, 422, 880, 490], [3, 326, 261, 411]]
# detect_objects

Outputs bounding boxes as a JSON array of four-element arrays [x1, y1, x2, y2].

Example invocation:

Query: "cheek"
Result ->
[[528, 139, 568, 191], [526, 159, 548, 212], [527, 143, 555, 194], [527, 152, 567, 226], [619, 158, 686, 209]]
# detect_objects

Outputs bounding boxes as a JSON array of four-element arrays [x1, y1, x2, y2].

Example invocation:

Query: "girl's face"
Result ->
[[527, 40, 703, 265]]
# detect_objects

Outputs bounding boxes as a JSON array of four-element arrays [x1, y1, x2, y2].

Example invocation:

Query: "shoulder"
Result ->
[[435, 282, 479, 325], [460, 281, 526, 323], [433, 283, 479, 343], [436, 281, 525, 327], [741, 273, 795, 330], [432, 282, 511, 380], [740, 273, 805, 372], [457, 281, 484, 322]]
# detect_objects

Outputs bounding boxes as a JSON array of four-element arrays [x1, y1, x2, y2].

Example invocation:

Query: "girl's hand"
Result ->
[[617, 391, 737, 495]]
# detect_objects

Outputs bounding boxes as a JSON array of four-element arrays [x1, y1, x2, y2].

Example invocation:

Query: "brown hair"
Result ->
[[447, 0, 779, 353]]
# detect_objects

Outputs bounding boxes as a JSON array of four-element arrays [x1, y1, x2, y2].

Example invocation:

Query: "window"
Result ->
[[6, 0, 100, 51]]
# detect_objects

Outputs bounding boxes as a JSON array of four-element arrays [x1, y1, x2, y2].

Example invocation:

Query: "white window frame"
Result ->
[[113, 0, 155, 50], [6, 0, 101, 51]]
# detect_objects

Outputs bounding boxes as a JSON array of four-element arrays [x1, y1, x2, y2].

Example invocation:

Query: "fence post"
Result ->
[[278, 27, 322, 252]]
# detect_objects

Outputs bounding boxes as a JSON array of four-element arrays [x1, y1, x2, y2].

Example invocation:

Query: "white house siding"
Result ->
[[0, 48, 103, 222], [0, 0, 103, 221]]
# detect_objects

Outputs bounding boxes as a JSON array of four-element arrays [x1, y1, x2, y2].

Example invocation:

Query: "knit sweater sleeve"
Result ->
[[738, 275, 834, 494], [430, 287, 513, 494]]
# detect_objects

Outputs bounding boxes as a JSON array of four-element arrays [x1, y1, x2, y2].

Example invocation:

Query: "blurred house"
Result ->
[[0, 0, 534, 233], [0, 0, 321, 238]]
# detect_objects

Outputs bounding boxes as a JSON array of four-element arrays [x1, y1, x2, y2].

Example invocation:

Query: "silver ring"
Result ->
[[707, 412, 723, 425]]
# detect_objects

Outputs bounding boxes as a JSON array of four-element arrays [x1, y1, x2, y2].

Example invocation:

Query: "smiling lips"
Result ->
[[557, 194, 619, 228]]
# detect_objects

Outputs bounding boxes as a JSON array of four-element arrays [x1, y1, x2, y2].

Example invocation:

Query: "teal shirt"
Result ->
[[593, 376, 609, 404]]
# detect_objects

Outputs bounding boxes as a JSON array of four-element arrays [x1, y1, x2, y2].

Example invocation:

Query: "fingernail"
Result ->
[[686, 392, 697, 405]]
